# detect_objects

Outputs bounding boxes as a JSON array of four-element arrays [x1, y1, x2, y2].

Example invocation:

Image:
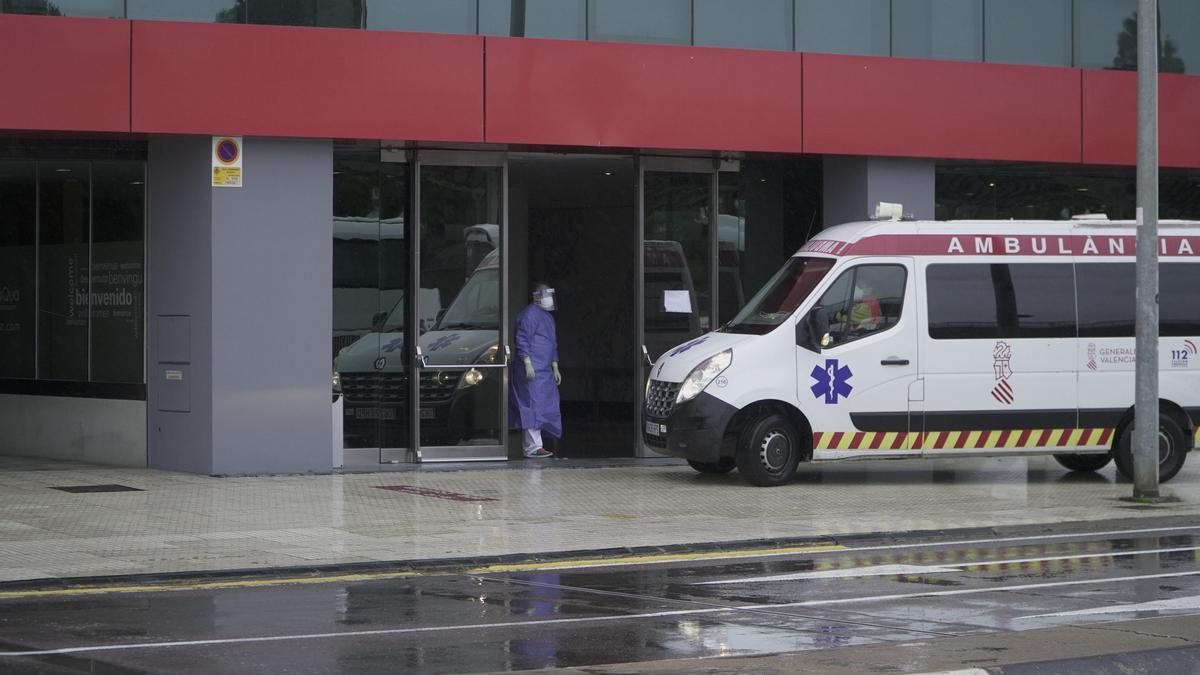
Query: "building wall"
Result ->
[[147, 137, 333, 475], [0, 395, 145, 467]]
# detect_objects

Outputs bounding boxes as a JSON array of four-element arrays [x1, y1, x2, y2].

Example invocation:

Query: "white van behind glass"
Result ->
[[643, 219, 1200, 486]]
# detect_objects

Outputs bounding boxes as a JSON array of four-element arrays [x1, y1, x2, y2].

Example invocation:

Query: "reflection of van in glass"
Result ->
[[644, 240, 701, 360], [644, 219, 1200, 486], [332, 216, 407, 357], [336, 249, 502, 447]]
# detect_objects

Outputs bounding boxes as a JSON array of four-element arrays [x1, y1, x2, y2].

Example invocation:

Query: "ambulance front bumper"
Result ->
[[643, 391, 738, 463]]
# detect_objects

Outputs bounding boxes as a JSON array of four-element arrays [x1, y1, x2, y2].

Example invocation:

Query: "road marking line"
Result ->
[[467, 544, 846, 573], [1019, 594, 1200, 619], [5, 569, 1200, 657], [0, 571, 421, 600], [2, 524, 1197, 599], [696, 545, 1200, 585]]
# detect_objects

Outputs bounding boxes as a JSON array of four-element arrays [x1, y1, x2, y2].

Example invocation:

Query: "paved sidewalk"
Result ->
[[1, 454, 1198, 583]]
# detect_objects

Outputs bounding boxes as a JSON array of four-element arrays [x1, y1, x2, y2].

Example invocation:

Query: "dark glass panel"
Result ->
[[127, 0, 246, 23], [716, 159, 822, 326], [643, 170, 711, 359], [588, 0, 691, 45], [927, 263, 1076, 340], [816, 265, 907, 347], [694, 0, 790, 51], [985, 0, 1071, 66], [316, 0, 363, 28], [1161, 263, 1200, 337], [247, 0, 313, 26], [50, 0, 123, 17], [1162, 170, 1200, 219], [795, 0, 889, 56], [0, 161, 36, 379], [478, 0, 586, 39], [893, 0, 983, 62], [1077, 263, 1134, 338], [366, 0, 477, 34], [2, 0, 50, 15], [90, 163, 145, 384], [935, 163, 1136, 221], [1074, 0, 1192, 72], [37, 162, 90, 381]]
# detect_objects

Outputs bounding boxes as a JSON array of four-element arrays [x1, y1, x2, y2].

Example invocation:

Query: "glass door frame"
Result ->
[[635, 155, 721, 457], [409, 149, 510, 463]]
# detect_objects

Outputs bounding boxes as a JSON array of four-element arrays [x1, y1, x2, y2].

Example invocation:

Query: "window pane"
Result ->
[[479, 0, 587, 39], [316, 0, 364, 28], [248, 0, 314, 26], [1074, 0, 1136, 70], [935, 164, 1137, 221], [820, 265, 906, 346], [1161, 263, 1200, 337], [795, 0, 889, 56], [51, 0, 123, 17], [1077, 262, 1134, 338], [127, 0, 245, 23], [927, 263, 1075, 340], [588, 0, 691, 45], [2, 0, 50, 15], [694, 0, 791, 51], [893, 0, 983, 62], [0, 161, 36, 379], [985, 0, 1071, 66], [90, 163, 145, 384], [38, 162, 90, 381], [366, 0, 477, 34], [1161, 0, 1200, 74]]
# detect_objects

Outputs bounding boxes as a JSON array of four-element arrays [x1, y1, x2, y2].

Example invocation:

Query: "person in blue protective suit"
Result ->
[[509, 281, 562, 458]]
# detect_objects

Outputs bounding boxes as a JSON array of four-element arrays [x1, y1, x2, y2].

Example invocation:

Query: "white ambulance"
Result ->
[[643, 218, 1200, 486]]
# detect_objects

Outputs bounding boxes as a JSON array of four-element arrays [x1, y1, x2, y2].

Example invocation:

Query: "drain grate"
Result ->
[[50, 484, 144, 494]]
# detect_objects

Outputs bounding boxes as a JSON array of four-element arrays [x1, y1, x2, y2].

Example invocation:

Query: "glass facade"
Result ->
[[936, 163, 1200, 221], [0, 153, 145, 386], [892, 0, 983, 62], [11, 1, 1197, 72]]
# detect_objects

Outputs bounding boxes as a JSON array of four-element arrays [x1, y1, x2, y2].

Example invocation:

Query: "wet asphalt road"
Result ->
[[4, 523, 1200, 674]]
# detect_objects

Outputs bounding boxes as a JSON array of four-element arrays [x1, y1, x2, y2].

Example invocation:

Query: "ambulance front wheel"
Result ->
[[1052, 453, 1112, 473], [687, 459, 736, 474], [736, 413, 800, 487], [1113, 413, 1188, 483]]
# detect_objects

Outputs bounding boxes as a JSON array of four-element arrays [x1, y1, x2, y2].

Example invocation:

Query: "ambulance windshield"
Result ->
[[721, 256, 835, 335]]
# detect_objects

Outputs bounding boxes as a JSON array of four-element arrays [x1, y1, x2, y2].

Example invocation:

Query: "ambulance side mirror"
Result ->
[[797, 308, 827, 353]]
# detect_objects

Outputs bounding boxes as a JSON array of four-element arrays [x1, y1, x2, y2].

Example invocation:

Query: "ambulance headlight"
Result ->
[[332, 370, 342, 394], [676, 350, 732, 405]]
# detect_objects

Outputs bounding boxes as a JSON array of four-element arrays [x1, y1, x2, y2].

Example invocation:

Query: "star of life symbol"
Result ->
[[428, 333, 462, 352], [991, 341, 1014, 405], [810, 359, 853, 404], [382, 336, 405, 353], [669, 336, 709, 357]]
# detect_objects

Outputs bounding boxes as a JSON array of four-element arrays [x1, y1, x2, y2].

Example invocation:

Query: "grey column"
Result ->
[[822, 156, 935, 228], [147, 137, 333, 475]]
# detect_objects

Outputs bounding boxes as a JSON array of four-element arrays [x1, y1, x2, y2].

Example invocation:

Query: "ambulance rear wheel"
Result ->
[[736, 413, 800, 487], [1052, 453, 1112, 473], [1113, 414, 1188, 483], [687, 459, 736, 474]]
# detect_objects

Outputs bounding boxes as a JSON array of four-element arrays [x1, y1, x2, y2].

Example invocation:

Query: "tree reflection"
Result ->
[[1111, 12, 1185, 73]]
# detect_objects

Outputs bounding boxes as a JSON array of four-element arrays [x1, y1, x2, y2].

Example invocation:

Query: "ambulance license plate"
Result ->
[[419, 408, 435, 420], [645, 421, 666, 436]]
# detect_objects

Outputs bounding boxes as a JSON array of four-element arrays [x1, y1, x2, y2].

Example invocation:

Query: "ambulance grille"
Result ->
[[645, 380, 680, 418]]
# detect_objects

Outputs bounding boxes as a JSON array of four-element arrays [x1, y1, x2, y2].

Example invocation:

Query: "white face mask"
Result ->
[[536, 288, 556, 311]]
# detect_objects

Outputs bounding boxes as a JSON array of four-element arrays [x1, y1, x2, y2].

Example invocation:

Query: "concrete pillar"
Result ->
[[147, 137, 332, 475], [822, 156, 935, 228]]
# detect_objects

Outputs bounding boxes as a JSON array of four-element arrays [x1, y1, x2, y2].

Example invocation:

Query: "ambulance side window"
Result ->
[[814, 264, 907, 347]]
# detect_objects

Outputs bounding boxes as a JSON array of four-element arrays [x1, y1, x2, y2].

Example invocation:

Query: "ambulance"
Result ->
[[643, 217, 1200, 486]]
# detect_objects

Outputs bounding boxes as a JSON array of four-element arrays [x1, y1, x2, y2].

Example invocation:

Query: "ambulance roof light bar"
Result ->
[[872, 201, 906, 221]]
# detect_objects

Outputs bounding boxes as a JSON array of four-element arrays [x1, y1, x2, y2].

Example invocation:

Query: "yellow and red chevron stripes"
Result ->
[[812, 428, 1116, 451]]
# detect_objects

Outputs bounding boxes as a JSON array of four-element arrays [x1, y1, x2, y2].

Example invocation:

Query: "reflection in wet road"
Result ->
[[4, 525, 1200, 673]]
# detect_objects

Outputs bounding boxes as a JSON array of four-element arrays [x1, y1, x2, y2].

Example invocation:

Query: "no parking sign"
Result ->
[[211, 136, 242, 187]]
